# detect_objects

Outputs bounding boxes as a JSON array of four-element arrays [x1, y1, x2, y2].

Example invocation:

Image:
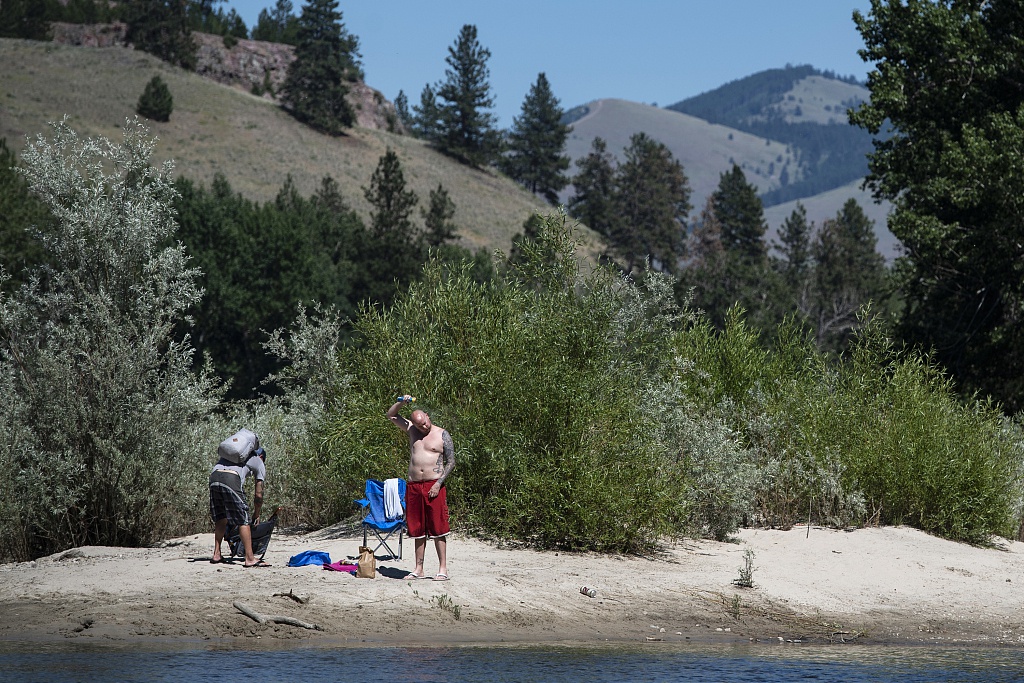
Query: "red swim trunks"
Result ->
[[405, 479, 450, 539]]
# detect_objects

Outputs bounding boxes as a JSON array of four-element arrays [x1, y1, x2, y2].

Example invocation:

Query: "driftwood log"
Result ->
[[233, 600, 322, 630]]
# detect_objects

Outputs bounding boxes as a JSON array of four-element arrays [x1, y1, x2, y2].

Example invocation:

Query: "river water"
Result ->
[[1, 642, 1022, 682]]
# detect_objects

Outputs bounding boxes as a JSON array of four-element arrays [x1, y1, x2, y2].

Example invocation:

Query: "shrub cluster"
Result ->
[[298, 214, 1023, 549], [1, 120, 1021, 561]]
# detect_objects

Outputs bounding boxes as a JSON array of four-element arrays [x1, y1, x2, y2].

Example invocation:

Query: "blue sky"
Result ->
[[225, 1, 874, 128]]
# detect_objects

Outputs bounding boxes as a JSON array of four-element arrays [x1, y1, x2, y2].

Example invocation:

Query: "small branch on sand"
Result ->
[[233, 601, 322, 630], [273, 589, 309, 604]]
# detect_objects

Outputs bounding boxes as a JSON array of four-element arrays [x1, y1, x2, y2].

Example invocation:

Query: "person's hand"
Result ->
[[428, 482, 440, 499]]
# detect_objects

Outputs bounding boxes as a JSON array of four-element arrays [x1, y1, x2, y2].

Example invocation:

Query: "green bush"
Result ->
[[136, 75, 173, 123], [673, 307, 1024, 543], [307, 213, 692, 551], [0, 118, 223, 561]]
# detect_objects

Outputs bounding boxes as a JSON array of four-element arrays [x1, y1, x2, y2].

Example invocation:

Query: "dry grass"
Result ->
[[0, 38, 598, 256]]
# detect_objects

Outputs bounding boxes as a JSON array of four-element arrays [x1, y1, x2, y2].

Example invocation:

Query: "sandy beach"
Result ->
[[1, 523, 1023, 649]]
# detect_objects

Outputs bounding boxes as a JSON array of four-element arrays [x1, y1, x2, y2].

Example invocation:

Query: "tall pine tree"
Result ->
[[280, 0, 361, 135], [774, 202, 812, 310], [714, 164, 767, 265], [809, 198, 889, 353], [422, 183, 458, 248], [122, 0, 197, 70], [500, 72, 570, 204], [687, 165, 779, 328], [611, 132, 691, 275], [361, 149, 424, 305], [412, 84, 441, 141], [251, 0, 298, 44], [568, 136, 616, 237], [435, 24, 500, 166]]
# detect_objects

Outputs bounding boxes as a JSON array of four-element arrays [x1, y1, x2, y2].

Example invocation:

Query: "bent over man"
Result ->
[[209, 439, 267, 567], [387, 395, 456, 580]]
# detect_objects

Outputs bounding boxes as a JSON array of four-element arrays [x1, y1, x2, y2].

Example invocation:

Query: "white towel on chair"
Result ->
[[383, 478, 404, 521]]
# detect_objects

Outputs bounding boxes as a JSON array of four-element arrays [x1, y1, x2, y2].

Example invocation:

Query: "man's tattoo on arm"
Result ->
[[433, 430, 456, 485]]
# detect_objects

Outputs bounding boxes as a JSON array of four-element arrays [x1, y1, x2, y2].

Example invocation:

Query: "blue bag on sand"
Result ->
[[287, 550, 331, 567]]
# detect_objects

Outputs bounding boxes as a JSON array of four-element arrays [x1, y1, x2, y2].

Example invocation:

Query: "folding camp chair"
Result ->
[[356, 479, 406, 559], [227, 506, 281, 561]]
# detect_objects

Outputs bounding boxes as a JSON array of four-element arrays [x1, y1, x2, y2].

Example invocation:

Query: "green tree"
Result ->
[[188, 0, 248, 39], [714, 164, 768, 265], [773, 202, 813, 310], [252, 0, 298, 44], [610, 132, 691, 275], [393, 89, 412, 130], [851, 0, 1024, 411], [809, 199, 889, 353], [421, 183, 458, 248], [0, 119, 221, 559], [0, 139, 51, 292], [175, 173, 363, 398], [280, 0, 361, 135], [568, 136, 616, 237], [122, 0, 197, 70], [0, 0, 57, 39], [435, 24, 500, 166], [136, 75, 174, 122], [687, 166, 779, 329], [500, 73, 571, 204], [411, 83, 441, 141], [361, 149, 424, 305]]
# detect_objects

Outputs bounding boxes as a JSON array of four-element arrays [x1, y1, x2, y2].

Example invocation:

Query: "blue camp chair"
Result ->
[[355, 479, 406, 559]]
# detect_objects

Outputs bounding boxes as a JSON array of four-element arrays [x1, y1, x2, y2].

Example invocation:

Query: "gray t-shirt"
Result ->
[[210, 455, 266, 490]]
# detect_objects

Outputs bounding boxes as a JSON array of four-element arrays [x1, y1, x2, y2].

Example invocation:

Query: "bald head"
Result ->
[[410, 409, 432, 435]]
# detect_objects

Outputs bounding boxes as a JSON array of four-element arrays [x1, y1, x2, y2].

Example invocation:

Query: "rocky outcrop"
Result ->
[[51, 21, 128, 48], [192, 31, 292, 98], [50, 24, 402, 133]]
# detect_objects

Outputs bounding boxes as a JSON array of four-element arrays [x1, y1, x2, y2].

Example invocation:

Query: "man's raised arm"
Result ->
[[387, 395, 413, 430]]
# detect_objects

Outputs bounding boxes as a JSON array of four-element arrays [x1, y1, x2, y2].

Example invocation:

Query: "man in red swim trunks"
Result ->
[[387, 395, 456, 581]]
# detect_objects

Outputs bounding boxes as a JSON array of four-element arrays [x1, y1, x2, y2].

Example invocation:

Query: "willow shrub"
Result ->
[[834, 324, 1021, 542], [675, 307, 1023, 543], [0, 119, 224, 561], [307, 214, 690, 551]]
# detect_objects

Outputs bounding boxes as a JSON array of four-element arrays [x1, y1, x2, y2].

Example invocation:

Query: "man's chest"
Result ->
[[410, 429, 443, 453]]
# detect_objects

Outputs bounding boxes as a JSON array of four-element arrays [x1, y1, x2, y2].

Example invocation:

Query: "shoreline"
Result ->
[[1, 525, 1023, 650]]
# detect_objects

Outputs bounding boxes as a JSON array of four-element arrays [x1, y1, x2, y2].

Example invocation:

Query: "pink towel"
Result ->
[[323, 561, 358, 574]]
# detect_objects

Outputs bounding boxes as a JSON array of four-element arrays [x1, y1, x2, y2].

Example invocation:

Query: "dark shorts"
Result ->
[[406, 479, 450, 539], [209, 470, 250, 527]]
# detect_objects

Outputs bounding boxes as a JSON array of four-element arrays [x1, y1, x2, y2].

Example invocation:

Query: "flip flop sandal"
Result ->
[[243, 559, 272, 568]]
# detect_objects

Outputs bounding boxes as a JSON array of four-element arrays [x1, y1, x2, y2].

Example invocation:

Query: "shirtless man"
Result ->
[[387, 395, 456, 580]]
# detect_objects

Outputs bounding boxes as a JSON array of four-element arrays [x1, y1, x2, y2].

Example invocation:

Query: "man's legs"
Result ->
[[212, 518, 227, 562], [434, 536, 447, 578], [411, 537, 427, 578], [240, 524, 256, 566]]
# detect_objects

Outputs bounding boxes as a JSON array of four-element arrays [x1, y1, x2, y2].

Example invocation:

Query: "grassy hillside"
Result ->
[[772, 75, 867, 125], [562, 98, 798, 211], [0, 38, 578, 255], [666, 66, 874, 206]]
